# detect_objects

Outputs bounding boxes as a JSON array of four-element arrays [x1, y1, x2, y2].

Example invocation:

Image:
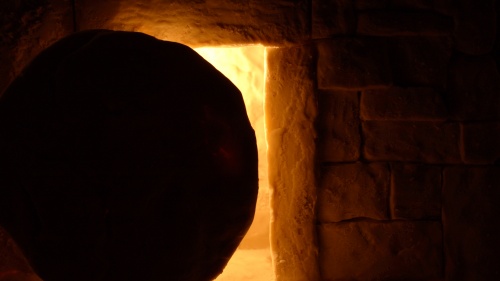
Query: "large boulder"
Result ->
[[0, 30, 258, 281]]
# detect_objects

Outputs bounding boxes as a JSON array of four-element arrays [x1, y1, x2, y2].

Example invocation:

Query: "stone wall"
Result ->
[[314, 1, 500, 280], [0, 0, 499, 280]]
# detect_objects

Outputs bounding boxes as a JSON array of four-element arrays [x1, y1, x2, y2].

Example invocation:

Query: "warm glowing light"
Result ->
[[194, 46, 272, 280]]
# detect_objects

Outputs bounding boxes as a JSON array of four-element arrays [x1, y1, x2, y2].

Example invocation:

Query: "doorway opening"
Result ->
[[194, 46, 273, 281]]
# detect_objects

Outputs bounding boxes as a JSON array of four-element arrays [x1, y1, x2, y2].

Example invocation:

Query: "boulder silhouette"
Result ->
[[0, 30, 258, 281]]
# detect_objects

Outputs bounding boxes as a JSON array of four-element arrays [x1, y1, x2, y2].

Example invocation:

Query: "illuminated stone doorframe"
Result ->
[[191, 45, 320, 281], [193, 45, 319, 281], [265, 45, 319, 281]]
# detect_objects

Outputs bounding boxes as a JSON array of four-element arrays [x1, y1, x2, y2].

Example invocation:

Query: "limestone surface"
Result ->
[[318, 163, 390, 222], [454, 0, 497, 55], [76, 0, 309, 46], [357, 11, 453, 36], [317, 38, 392, 90], [448, 55, 500, 121], [363, 121, 461, 163], [361, 87, 448, 121], [318, 90, 360, 162], [318, 221, 443, 281], [312, 0, 356, 38], [266, 45, 320, 281], [461, 122, 500, 164], [355, 0, 454, 15], [387, 36, 452, 87], [443, 167, 500, 280], [390, 163, 442, 219]]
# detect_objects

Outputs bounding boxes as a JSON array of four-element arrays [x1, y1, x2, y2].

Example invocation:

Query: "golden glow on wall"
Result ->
[[194, 46, 272, 280]]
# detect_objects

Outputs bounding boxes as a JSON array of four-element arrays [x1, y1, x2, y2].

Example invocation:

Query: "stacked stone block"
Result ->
[[315, 0, 500, 280]]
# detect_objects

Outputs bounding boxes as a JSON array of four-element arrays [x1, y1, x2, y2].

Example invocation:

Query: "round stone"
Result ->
[[0, 30, 258, 281]]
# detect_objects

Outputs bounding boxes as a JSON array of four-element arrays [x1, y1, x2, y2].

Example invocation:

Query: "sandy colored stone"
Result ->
[[355, 0, 453, 15], [363, 121, 461, 163], [448, 55, 500, 121], [461, 122, 500, 164], [454, 0, 496, 55], [361, 87, 448, 121], [388, 36, 452, 87], [358, 11, 453, 36], [318, 221, 443, 281], [318, 91, 360, 162], [317, 37, 451, 90], [443, 167, 500, 281], [318, 163, 390, 222], [317, 38, 392, 90], [75, 0, 309, 46], [266, 45, 320, 281], [391, 163, 441, 219], [312, 0, 356, 38]]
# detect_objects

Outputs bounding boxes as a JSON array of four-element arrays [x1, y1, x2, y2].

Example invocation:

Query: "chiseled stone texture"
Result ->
[[76, 0, 309, 46], [443, 167, 500, 281], [355, 0, 453, 15], [461, 122, 500, 164], [317, 37, 451, 90], [312, 0, 356, 38], [388, 36, 452, 87], [358, 11, 453, 36], [363, 121, 461, 163], [454, 0, 496, 55], [317, 38, 392, 90], [318, 163, 390, 222], [318, 221, 444, 281], [318, 91, 360, 162], [266, 45, 320, 281], [391, 163, 442, 219], [361, 87, 448, 121], [448, 55, 500, 121]]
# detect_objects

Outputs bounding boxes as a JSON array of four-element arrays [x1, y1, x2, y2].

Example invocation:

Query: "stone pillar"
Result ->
[[266, 45, 320, 281]]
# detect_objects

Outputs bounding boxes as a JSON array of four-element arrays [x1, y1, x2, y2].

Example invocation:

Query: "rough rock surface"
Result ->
[[318, 163, 390, 222], [390, 163, 441, 219], [361, 87, 448, 121], [448, 54, 500, 121], [454, 0, 497, 55], [0, 30, 258, 281], [387, 36, 452, 87], [319, 221, 443, 281], [312, 0, 356, 38], [357, 11, 453, 36], [317, 38, 392, 90], [363, 121, 461, 163], [443, 167, 500, 280], [0, 0, 73, 95], [461, 122, 500, 164], [266, 45, 320, 281], [76, 0, 309, 46], [318, 90, 360, 162], [355, 0, 454, 15]]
